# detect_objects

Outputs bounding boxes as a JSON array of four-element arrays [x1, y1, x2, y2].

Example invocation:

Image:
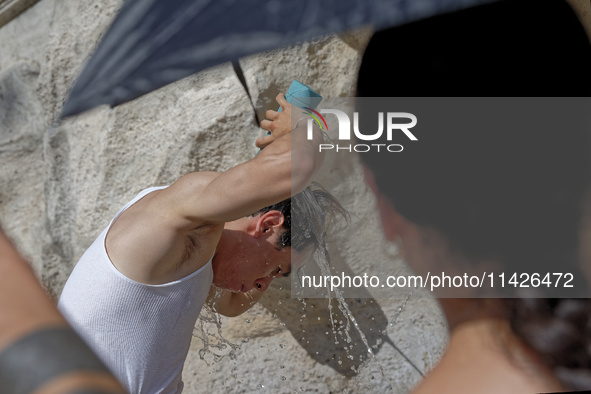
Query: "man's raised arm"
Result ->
[[162, 94, 324, 227]]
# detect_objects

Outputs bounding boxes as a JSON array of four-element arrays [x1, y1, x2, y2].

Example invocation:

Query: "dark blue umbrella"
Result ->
[[61, 0, 495, 118]]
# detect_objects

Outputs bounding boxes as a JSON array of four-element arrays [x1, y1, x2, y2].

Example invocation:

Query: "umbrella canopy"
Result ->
[[61, 0, 495, 118]]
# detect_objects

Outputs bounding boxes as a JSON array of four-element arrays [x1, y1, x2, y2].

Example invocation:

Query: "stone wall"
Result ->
[[3, 0, 588, 392]]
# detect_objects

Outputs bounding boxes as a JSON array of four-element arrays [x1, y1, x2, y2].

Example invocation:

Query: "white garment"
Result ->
[[58, 187, 213, 394]]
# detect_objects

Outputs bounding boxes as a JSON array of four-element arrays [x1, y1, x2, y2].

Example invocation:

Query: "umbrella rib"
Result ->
[[231, 60, 260, 126]]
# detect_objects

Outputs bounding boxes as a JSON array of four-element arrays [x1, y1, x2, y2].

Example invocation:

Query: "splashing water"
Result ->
[[193, 288, 242, 366], [191, 249, 413, 391]]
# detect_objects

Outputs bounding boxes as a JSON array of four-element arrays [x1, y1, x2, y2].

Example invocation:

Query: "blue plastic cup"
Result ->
[[279, 80, 323, 112]]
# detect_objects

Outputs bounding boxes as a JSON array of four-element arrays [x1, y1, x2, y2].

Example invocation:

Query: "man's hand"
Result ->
[[257, 93, 305, 149]]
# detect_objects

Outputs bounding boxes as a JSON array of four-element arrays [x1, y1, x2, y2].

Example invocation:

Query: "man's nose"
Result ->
[[254, 276, 274, 292]]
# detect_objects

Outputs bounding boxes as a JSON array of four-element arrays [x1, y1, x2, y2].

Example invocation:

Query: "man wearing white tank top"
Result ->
[[58, 94, 345, 393]]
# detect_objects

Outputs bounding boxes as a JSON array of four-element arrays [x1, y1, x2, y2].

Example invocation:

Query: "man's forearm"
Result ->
[[289, 122, 325, 194], [163, 122, 324, 226]]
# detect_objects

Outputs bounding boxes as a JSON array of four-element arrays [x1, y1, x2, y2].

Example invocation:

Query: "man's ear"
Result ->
[[254, 211, 285, 237]]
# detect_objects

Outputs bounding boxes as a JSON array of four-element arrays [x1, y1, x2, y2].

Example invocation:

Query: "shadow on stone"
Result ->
[[259, 280, 389, 377]]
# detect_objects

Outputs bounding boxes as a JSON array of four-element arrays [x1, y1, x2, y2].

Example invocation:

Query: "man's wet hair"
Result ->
[[253, 182, 348, 252]]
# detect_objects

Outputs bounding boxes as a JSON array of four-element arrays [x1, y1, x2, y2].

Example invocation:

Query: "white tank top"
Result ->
[[58, 187, 213, 394]]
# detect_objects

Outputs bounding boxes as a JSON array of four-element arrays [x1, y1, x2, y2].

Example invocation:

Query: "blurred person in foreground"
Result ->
[[58, 94, 345, 393], [359, 0, 591, 392], [0, 228, 125, 393]]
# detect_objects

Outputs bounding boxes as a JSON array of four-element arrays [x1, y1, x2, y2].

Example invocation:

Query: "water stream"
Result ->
[[313, 246, 397, 390]]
